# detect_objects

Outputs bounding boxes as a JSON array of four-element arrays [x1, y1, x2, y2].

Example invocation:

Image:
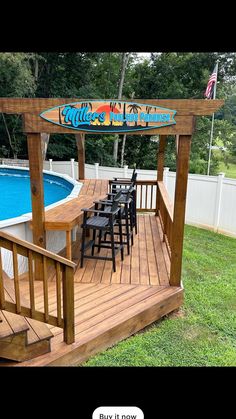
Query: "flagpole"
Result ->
[[207, 60, 219, 176]]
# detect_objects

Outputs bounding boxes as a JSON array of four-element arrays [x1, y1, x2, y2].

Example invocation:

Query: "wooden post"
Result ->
[[175, 134, 179, 155], [62, 265, 75, 344], [27, 133, 46, 249], [27, 133, 46, 281], [66, 230, 72, 260], [156, 135, 166, 215], [170, 135, 192, 287], [75, 133, 85, 180]]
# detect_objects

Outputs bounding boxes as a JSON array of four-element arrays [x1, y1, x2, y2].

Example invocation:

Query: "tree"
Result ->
[[121, 92, 137, 166], [1, 51, 236, 173], [0, 53, 36, 158], [113, 53, 130, 163], [34, 53, 97, 160]]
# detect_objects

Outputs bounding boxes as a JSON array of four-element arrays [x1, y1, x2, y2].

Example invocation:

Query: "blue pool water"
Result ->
[[0, 168, 74, 221]]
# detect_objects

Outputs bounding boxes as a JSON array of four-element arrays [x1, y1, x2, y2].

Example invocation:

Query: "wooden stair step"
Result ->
[[0, 312, 15, 340], [25, 318, 53, 345], [0, 271, 53, 362], [3, 273, 53, 340], [0, 310, 29, 337]]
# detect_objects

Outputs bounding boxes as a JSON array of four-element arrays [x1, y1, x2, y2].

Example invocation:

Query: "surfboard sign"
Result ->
[[40, 100, 177, 133]]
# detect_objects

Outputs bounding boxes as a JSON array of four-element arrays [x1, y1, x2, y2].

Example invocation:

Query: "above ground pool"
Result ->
[[0, 167, 78, 222]]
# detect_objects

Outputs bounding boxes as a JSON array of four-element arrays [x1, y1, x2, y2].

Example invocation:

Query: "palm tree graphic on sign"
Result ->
[[145, 105, 153, 127], [81, 102, 92, 111], [128, 103, 141, 126], [109, 102, 122, 126], [59, 107, 62, 124]]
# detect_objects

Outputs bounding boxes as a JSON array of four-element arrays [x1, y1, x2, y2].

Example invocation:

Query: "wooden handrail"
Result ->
[[136, 180, 157, 185], [0, 230, 75, 268], [157, 181, 173, 221], [0, 231, 75, 344], [109, 179, 157, 186], [156, 181, 173, 256]]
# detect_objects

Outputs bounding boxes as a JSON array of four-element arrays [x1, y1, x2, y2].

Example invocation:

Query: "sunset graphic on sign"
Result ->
[[91, 104, 122, 126]]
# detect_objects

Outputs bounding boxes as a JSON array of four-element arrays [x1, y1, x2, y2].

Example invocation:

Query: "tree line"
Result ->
[[0, 52, 236, 174]]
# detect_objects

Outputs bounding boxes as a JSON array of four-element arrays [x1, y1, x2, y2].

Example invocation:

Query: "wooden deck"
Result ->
[[1, 214, 183, 366]]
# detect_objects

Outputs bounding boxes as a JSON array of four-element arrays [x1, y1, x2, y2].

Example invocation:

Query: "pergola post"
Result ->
[[27, 133, 46, 249], [75, 133, 85, 180], [170, 135, 192, 286], [156, 135, 167, 215]]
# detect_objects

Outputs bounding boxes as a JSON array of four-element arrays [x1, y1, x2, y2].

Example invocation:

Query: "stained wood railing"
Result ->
[[109, 178, 173, 259], [0, 231, 75, 344], [135, 179, 173, 258], [109, 179, 157, 212], [136, 180, 157, 212], [156, 181, 173, 257]]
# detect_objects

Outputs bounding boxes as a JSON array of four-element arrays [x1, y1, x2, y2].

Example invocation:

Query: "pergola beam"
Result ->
[[0, 98, 224, 116]]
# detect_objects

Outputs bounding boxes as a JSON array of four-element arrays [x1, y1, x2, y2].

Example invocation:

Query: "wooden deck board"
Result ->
[[73, 215, 169, 286], [150, 216, 170, 285], [6, 283, 183, 366]]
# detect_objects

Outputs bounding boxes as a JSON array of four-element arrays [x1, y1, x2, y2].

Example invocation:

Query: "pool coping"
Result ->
[[0, 165, 82, 228]]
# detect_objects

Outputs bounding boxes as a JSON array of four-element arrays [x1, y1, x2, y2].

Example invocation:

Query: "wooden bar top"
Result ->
[[44, 179, 109, 231]]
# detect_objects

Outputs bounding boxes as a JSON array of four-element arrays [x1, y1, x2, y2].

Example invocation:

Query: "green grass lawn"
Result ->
[[218, 161, 236, 178], [82, 225, 236, 366]]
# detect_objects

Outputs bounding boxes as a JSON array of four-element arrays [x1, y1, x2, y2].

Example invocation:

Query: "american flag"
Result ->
[[204, 65, 218, 99]]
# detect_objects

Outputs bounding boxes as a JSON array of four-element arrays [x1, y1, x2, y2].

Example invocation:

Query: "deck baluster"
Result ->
[[150, 185, 153, 209], [140, 185, 143, 209], [12, 243, 21, 314], [56, 261, 62, 327], [0, 249, 5, 309], [43, 256, 49, 323], [62, 265, 75, 344], [28, 250, 35, 317], [145, 184, 148, 209]]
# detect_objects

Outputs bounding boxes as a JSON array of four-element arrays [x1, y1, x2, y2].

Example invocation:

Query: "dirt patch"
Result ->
[[166, 307, 186, 319]]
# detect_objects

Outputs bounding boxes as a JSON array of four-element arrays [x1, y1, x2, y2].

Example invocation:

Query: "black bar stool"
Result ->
[[95, 185, 134, 255], [110, 170, 138, 235], [80, 191, 124, 272]]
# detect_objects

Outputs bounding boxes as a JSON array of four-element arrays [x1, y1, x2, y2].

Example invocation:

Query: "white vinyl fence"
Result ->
[[1, 159, 236, 238]]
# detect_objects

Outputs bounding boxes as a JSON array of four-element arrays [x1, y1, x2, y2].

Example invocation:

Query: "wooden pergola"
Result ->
[[0, 98, 223, 283], [0, 98, 224, 365]]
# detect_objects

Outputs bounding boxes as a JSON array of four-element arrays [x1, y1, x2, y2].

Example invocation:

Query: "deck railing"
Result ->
[[107, 178, 173, 259], [136, 180, 158, 212], [135, 180, 173, 258], [156, 181, 173, 257], [0, 231, 75, 344]]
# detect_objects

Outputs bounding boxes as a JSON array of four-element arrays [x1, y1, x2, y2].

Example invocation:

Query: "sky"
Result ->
[[136, 53, 151, 61]]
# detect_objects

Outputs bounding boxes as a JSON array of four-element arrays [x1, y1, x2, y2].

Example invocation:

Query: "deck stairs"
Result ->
[[0, 274, 53, 362]]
